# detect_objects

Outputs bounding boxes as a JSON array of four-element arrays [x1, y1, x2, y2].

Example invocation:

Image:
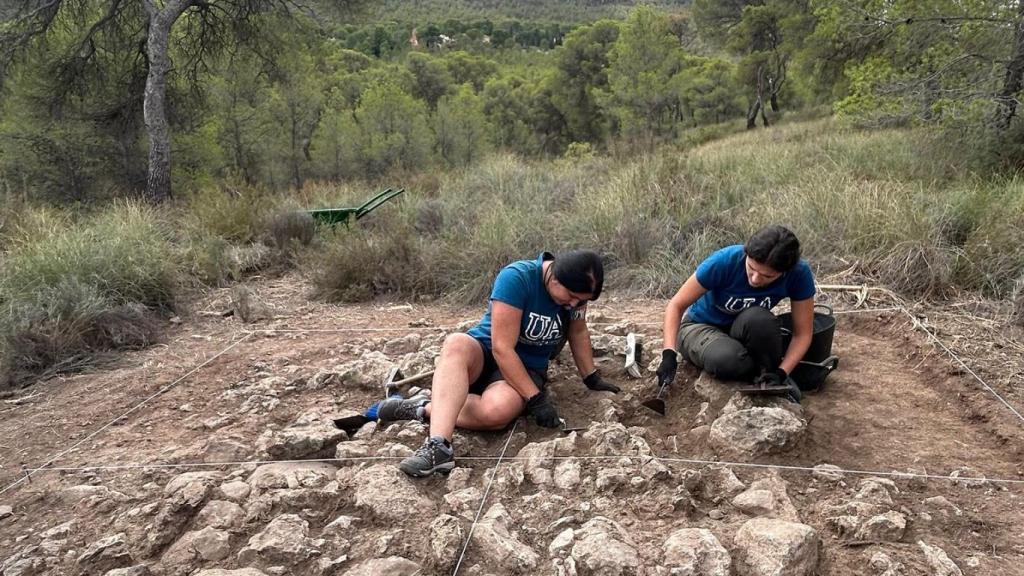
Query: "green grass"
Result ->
[[0, 202, 177, 389], [308, 118, 1024, 304], [6, 116, 1024, 387]]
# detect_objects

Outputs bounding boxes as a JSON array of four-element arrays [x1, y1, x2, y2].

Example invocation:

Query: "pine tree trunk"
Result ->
[[995, 5, 1024, 131], [747, 98, 761, 129], [143, 0, 194, 202]]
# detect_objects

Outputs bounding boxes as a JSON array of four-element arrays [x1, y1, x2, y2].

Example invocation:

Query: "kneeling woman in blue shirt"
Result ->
[[656, 225, 816, 403], [378, 250, 617, 477]]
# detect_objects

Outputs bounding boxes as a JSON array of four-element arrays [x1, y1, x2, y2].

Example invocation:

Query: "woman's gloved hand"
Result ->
[[755, 368, 802, 404], [526, 389, 561, 428], [583, 370, 621, 393], [754, 367, 787, 388], [656, 349, 678, 387]]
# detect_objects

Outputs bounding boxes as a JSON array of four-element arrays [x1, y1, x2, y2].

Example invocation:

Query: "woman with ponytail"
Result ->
[[377, 250, 614, 477]]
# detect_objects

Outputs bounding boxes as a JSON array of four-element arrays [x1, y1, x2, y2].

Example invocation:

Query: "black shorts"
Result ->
[[468, 338, 548, 396]]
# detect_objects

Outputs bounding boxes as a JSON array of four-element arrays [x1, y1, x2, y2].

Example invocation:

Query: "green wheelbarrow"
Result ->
[[307, 187, 405, 226]]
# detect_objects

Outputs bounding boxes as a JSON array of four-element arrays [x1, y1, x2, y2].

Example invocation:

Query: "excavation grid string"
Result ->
[[0, 332, 254, 498], [3, 299, 1019, 502], [16, 453, 1024, 486], [452, 421, 519, 576], [898, 307, 1024, 426]]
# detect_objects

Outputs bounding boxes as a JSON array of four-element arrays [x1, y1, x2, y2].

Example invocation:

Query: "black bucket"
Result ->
[[778, 304, 839, 391]]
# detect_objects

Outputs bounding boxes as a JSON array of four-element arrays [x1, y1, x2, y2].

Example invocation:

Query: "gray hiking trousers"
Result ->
[[677, 306, 783, 381]]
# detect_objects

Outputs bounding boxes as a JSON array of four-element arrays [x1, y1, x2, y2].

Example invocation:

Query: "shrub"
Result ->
[[265, 210, 317, 249], [0, 202, 177, 389], [183, 184, 276, 243], [308, 221, 427, 302]]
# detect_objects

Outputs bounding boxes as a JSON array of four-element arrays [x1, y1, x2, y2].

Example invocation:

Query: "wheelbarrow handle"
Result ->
[[356, 188, 405, 218]]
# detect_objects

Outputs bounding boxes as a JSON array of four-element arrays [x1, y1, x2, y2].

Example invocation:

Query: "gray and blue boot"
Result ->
[[400, 435, 455, 477], [377, 396, 429, 422]]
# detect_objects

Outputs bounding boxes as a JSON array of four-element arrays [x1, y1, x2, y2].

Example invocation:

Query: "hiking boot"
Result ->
[[377, 396, 429, 422], [399, 436, 455, 477]]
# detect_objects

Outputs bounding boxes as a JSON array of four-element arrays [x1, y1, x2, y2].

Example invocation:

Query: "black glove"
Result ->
[[754, 367, 788, 388], [755, 368, 802, 403], [525, 389, 561, 428], [583, 370, 620, 394], [656, 349, 678, 387]]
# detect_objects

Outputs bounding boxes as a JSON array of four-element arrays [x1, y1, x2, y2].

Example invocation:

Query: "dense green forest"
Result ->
[[370, 0, 693, 23], [1, 0, 1023, 388], [1, 0, 1020, 202]]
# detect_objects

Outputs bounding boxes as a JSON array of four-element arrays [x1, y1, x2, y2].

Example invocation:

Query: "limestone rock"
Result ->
[[309, 370, 341, 390], [734, 518, 819, 576], [721, 392, 803, 419], [517, 435, 577, 486], [103, 567, 153, 576], [853, 512, 906, 543], [195, 500, 245, 530], [870, 552, 902, 575], [853, 479, 896, 507], [554, 459, 583, 490], [570, 517, 641, 576], [923, 496, 962, 520], [77, 533, 133, 574], [590, 334, 628, 357], [192, 565, 270, 569], [470, 504, 539, 572], [596, 469, 629, 492], [165, 472, 225, 496], [444, 487, 483, 521], [248, 462, 338, 491], [256, 411, 347, 459], [709, 408, 805, 456], [383, 334, 422, 355], [237, 514, 319, 566], [219, 480, 251, 502], [336, 351, 396, 390], [341, 557, 421, 576], [917, 541, 962, 576], [811, 464, 844, 482], [662, 528, 731, 576], [697, 466, 746, 503], [200, 436, 251, 463], [60, 484, 129, 507], [161, 527, 231, 574], [549, 528, 575, 558], [354, 464, 436, 522], [731, 472, 800, 522], [429, 515, 463, 566], [336, 441, 371, 460]]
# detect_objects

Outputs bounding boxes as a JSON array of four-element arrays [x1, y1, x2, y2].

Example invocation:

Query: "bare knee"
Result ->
[[440, 333, 482, 363], [475, 403, 519, 429]]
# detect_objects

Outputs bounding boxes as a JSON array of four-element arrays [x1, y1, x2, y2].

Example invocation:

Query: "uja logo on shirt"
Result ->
[[520, 312, 563, 345], [718, 296, 773, 313]]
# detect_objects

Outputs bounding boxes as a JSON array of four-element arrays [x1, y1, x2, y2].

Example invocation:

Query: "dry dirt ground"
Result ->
[[1, 275, 1023, 575]]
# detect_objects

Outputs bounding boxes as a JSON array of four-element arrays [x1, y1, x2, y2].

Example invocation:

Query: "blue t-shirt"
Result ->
[[686, 245, 816, 327], [467, 253, 584, 372]]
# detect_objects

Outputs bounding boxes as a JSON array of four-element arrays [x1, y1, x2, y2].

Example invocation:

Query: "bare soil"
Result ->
[[1, 276, 1023, 575]]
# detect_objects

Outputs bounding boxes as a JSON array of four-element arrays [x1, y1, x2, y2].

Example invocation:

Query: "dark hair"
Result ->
[[744, 225, 801, 272], [551, 250, 604, 301]]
